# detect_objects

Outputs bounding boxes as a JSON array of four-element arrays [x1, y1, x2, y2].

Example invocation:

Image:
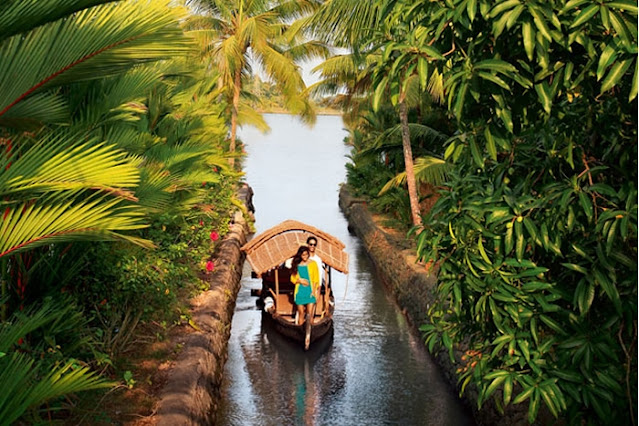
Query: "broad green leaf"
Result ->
[[478, 71, 511, 90], [515, 223, 525, 261], [539, 314, 567, 334], [513, 385, 535, 404], [503, 375, 513, 405], [505, 225, 514, 254], [607, 0, 638, 14], [600, 5, 611, 29], [478, 236, 492, 264], [522, 21, 535, 61], [469, 138, 484, 168], [523, 217, 542, 246], [534, 82, 552, 113], [608, 10, 633, 46], [630, 61, 638, 101], [578, 191, 593, 222], [562, 0, 589, 13], [497, 106, 514, 133], [507, 5, 525, 29], [490, 0, 521, 18], [562, 263, 588, 274], [444, 141, 457, 160], [600, 58, 633, 93], [484, 375, 507, 400], [606, 219, 618, 255], [540, 385, 560, 418], [576, 279, 595, 315], [570, 4, 599, 28], [597, 44, 618, 81], [475, 59, 517, 73], [418, 57, 428, 90], [419, 45, 445, 60], [529, 6, 552, 41], [484, 127, 498, 160], [594, 267, 622, 314], [467, 0, 477, 21]]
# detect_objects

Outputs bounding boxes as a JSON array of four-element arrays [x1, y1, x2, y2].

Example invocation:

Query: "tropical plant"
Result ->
[[396, 0, 639, 423], [0, 0, 192, 259], [184, 0, 328, 163], [0, 298, 112, 425], [0, 0, 232, 420]]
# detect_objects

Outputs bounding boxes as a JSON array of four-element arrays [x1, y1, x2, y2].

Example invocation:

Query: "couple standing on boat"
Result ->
[[289, 237, 323, 335]]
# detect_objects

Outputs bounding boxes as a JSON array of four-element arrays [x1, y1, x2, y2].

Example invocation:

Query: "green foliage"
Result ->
[[0, 1, 239, 421], [317, 0, 637, 422], [404, 0, 638, 423], [0, 298, 112, 425]]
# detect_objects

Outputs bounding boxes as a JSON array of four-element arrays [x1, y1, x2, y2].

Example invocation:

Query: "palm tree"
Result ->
[[309, 0, 444, 228], [185, 0, 327, 163]]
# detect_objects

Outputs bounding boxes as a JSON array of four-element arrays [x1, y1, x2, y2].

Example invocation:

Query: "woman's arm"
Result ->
[[291, 273, 309, 286]]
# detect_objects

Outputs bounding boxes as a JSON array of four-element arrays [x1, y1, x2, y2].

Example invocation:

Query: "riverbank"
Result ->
[[77, 186, 253, 426], [338, 184, 534, 426]]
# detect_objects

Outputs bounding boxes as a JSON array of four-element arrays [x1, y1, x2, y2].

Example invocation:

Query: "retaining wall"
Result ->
[[154, 190, 252, 426]]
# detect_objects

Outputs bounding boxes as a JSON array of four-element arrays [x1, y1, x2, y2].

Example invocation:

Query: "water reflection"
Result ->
[[218, 114, 473, 426]]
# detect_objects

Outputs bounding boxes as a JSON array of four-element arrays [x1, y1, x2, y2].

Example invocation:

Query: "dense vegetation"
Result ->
[[308, 0, 637, 424], [1, 1, 236, 423], [1, 0, 635, 424], [0, 0, 325, 422]]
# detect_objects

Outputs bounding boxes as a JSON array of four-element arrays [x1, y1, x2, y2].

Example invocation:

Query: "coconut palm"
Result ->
[[309, 0, 445, 228], [184, 0, 327, 163]]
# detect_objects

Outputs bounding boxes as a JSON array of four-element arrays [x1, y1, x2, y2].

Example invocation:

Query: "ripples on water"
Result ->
[[218, 114, 474, 426]]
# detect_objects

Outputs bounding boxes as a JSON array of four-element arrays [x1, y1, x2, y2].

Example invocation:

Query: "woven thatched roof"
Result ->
[[241, 220, 349, 276]]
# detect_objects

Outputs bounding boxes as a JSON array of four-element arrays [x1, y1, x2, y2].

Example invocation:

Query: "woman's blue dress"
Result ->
[[294, 264, 316, 305]]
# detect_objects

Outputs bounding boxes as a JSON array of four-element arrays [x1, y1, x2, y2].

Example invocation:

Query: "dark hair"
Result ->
[[291, 245, 309, 274], [306, 236, 317, 245]]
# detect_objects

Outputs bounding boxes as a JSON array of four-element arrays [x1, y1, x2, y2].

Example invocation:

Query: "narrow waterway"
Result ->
[[217, 114, 474, 425]]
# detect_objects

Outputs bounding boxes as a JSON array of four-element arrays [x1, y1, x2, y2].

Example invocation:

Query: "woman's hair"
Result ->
[[291, 245, 309, 274]]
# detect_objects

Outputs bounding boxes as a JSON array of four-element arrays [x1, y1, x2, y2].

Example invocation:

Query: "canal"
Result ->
[[217, 114, 474, 425]]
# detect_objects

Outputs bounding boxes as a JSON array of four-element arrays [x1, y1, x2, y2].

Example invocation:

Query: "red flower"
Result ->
[[199, 219, 204, 226], [202, 181, 207, 187], [210, 230, 219, 241], [206, 260, 214, 272]]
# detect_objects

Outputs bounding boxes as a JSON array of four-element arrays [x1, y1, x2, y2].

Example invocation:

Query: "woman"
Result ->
[[290, 245, 320, 339]]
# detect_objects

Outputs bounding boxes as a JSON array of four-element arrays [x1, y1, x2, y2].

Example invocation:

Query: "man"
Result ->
[[306, 236, 325, 289]]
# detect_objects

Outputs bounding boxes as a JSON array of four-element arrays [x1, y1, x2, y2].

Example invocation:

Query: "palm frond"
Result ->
[[0, 354, 112, 425], [305, 0, 383, 47], [0, 134, 140, 198], [0, 0, 112, 40], [0, 194, 153, 258], [0, 93, 69, 130], [237, 103, 270, 133], [379, 156, 451, 194], [0, 0, 193, 120]]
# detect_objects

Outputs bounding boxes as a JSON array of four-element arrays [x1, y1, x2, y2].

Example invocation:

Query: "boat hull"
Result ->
[[264, 311, 334, 346]]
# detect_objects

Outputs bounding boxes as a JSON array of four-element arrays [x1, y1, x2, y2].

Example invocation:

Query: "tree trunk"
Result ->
[[398, 100, 422, 228], [229, 67, 242, 167]]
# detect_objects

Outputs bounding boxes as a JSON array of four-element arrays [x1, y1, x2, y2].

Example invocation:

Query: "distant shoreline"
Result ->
[[256, 107, 342, 116]]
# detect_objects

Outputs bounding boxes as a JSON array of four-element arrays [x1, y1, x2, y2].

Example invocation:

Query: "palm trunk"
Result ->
[[399, 100, 422, 228], [229, 67, 242, 166]]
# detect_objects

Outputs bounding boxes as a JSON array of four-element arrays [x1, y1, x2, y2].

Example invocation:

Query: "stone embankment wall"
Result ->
[[154, 186, 253, 426], [339, 185, 532, 426]]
